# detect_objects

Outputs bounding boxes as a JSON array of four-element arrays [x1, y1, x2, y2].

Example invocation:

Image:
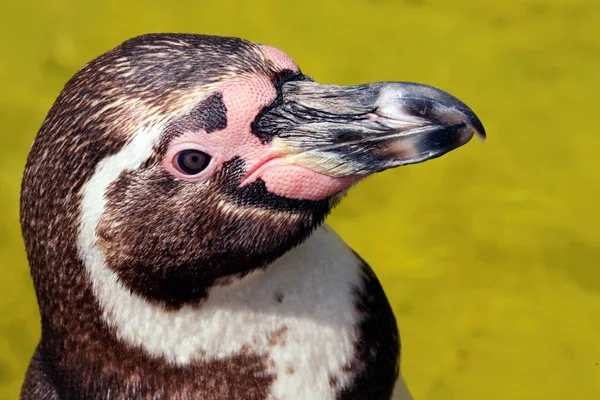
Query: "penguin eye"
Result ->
[[173, 149, 211, 175]]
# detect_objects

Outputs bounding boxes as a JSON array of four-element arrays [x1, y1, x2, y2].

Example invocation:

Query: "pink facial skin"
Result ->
[[162, 46, 361, 201]]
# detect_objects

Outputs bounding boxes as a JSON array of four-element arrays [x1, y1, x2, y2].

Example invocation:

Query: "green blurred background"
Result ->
[[1, 0, 599, 398]]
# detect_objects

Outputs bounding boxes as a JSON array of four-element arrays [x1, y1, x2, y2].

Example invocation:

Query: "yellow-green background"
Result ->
[[1, 0, 598, 399]]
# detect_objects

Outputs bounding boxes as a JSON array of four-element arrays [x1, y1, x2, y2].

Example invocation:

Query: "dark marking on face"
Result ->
[[162, 92, 228, 145], [274, 291, 284, 303], [198, 92, 228, 133], [220, 158, 334, 212], [336, 251, 399, 400], [286, 367, 295, 375]]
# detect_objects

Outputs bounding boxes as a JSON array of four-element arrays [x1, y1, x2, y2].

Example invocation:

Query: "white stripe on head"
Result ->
[[77, 122, 367, 398]]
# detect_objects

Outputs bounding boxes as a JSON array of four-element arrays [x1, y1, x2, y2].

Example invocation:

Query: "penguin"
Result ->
[[19, 33, 485, 400]]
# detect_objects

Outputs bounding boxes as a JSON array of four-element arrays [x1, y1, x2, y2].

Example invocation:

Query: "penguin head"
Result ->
[[21, 34, 484, 309]]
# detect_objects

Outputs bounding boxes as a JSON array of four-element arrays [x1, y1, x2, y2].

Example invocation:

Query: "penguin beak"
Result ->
[[252, 78, 485, 178]]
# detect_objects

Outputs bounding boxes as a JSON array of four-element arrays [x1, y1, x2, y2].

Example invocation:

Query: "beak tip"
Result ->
[[468, 116, 487, 143]]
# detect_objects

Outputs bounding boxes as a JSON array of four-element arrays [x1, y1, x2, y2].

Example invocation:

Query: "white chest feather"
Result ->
[[81, 224, 364, 399]]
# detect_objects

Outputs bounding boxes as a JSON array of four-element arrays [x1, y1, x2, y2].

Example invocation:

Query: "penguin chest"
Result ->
[[84, 226, 399, 399]]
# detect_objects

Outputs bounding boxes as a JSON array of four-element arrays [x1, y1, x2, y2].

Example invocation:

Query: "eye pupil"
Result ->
[[175, 149, 211, 175]]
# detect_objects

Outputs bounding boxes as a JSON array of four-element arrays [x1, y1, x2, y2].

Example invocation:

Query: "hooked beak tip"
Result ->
[[465, 112, 487, 143]]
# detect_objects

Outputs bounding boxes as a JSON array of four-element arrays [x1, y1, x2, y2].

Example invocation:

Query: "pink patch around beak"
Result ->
[[163, 48, 362, 201], [241, 157, 363, 201]]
